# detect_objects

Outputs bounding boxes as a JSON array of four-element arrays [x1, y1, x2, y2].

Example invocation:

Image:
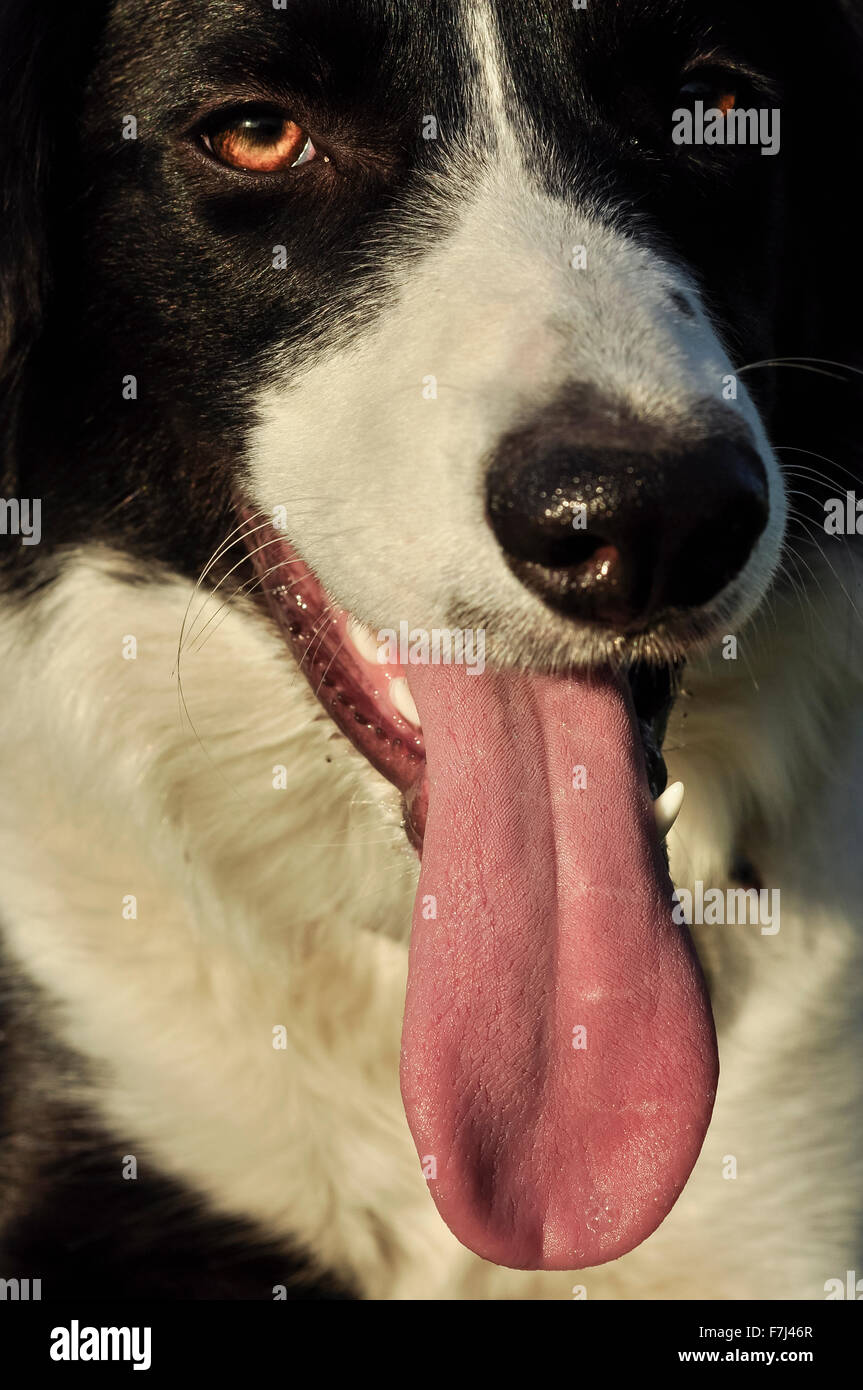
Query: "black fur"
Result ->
[[0, 955, 353, 1299]]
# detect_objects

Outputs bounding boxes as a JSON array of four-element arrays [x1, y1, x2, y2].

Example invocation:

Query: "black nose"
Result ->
[[486, 422, 769, 628]]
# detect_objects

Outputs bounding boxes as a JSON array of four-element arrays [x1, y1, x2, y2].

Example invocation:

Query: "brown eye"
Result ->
[[679, 77, 738, 116], [205, 113, 316, 173]]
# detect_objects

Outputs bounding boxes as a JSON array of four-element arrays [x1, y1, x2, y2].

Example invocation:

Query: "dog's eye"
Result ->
[[678, 74, 738, 116], [203, 111, 316, 173]]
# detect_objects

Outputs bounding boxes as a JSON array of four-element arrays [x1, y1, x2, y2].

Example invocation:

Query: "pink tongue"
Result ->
[[400, 664, 718, 1271]]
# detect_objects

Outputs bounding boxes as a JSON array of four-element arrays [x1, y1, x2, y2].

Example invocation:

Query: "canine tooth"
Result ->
[[346, 616, 381, 666], [389, 677, 420, 727], [655, 782, 685, 841]]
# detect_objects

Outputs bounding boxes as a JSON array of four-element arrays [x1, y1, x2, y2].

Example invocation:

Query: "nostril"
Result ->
[[486, 420, 769, 628], [512, 525, 615, 572], [665, 489, 769, 609], [567, 532, 614, 568]]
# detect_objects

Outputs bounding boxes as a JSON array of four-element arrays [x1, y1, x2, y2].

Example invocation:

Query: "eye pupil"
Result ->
[[240, 117, 284, 141]]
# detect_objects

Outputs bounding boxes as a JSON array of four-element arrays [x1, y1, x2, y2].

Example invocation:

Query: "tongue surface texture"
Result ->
[[400, 664, 718, 1271]]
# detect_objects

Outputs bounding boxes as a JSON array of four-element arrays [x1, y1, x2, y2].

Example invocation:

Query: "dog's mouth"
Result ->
[[244, 513, 718, 1272]]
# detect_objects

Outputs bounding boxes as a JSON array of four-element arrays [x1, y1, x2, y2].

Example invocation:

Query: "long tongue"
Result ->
[[400, 664, 718, 1271]]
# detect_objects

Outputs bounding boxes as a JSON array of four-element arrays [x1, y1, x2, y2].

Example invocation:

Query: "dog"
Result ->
[[1, 0, 862, 1301]]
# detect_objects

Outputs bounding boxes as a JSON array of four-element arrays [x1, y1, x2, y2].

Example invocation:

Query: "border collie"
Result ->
[[1, 0, 862, 1301]]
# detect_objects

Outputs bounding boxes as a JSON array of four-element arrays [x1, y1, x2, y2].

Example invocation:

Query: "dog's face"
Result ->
[[36, 0, 799, 651], [5, 0, 860, 653], [2, 0, 862, 1277]]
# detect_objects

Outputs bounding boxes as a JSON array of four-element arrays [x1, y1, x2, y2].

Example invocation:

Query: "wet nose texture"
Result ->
[[486, 427, 769, 629]]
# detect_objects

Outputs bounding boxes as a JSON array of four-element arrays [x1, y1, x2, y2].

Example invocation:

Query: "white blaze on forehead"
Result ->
[[464, 0, 522, 149], [245, 2, 785, 654]]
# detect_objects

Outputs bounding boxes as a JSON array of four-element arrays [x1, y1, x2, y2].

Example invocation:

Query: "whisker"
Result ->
[[182, 528, 294, 652], [300, 603, 340, 673], [175, 510, 267, 764], [738, 356, 863, 383], [776, 445, 863, 492], [183, 523, 375, 660], [176, 511, 268, 669], [188, 566, 309, 655], [789, 513, 863, 630], [314, 635, 348, 699]]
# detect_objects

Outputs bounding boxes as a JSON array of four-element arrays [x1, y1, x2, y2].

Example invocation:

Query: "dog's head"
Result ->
[[2, 0, 862, 1273]]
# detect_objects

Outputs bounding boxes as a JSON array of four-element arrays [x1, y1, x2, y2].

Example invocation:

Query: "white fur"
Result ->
[[0, 548, 861, 1299]]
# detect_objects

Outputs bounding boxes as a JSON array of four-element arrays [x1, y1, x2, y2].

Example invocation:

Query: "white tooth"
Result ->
[[346, 616, 382, 666], [389, 676, 420, 727], [655, 782, 685, 841]]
